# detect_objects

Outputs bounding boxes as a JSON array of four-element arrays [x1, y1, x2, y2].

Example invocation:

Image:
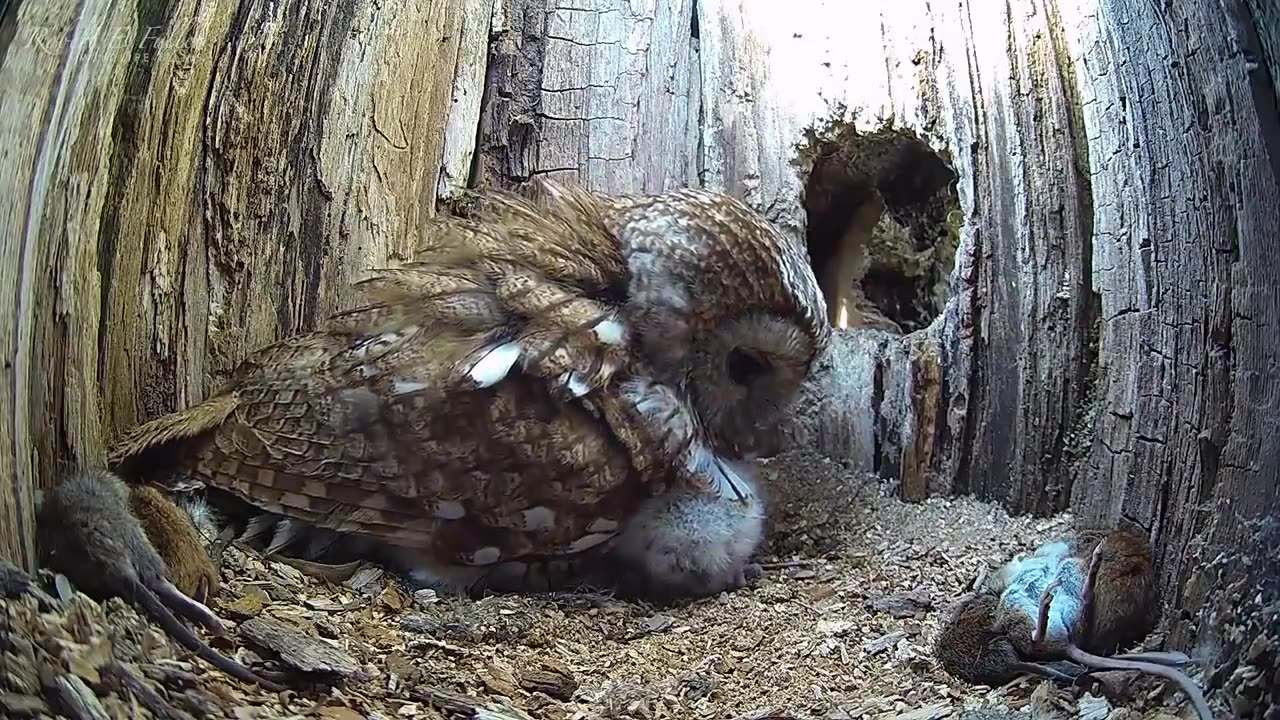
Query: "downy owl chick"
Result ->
[[108, 181, 829, 599], [608, 465, 766, 599]]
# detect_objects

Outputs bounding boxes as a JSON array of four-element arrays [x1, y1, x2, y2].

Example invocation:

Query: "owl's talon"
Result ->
[[592, 317, 626, 345], [723, 561, 763, 593], [563, 371, 592, 398], [724, 567, 748, 592]]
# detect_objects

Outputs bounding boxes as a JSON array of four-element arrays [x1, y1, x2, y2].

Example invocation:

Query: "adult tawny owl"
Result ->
[[109, 181, 830, 599]]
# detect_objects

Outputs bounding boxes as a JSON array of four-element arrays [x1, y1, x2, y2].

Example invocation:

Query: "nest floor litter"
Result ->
[[1, 450, 1212, 720]]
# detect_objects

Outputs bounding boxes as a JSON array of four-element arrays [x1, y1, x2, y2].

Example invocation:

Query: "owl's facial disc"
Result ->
[[693, 313, 818, 459]]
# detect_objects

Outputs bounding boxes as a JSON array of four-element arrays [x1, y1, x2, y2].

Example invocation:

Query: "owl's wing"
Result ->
[[334, 183, 632, 397], [109, 183, 661, 566]]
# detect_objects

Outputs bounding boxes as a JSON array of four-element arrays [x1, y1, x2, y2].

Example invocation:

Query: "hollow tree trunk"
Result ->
[[0, 0, 494, 569], [1, 0, 1276, 711]]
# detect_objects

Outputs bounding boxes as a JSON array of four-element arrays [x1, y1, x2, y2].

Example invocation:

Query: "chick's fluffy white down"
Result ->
[[611, 472, 765, 597]]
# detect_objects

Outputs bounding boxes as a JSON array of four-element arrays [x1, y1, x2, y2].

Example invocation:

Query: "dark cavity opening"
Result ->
[[796, 117, 961, 334]]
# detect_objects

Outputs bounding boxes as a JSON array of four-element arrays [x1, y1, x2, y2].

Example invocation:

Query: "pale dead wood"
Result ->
[[99, 662, 196, 720], [0, 0, 492, 569], [237, 614, 365, 680], [0, 0, 132, 573], [47, 674, 110, 720]]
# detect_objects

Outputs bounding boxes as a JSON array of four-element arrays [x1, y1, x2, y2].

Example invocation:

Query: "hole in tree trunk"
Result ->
[[796, 117, 962, 334]]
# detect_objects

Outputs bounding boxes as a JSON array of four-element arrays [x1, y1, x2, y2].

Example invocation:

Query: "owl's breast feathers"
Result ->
[[109, 184, 686, 569]]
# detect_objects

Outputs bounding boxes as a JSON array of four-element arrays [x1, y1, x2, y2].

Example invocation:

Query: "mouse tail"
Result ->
[[1111, 650, 1196, 667], [128, 576, 286, 693], [1066, 645, 1213, 720], [1009, 660, 1082, 684]]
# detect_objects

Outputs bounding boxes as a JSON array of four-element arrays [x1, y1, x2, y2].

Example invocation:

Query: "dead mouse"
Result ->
[[936, 529, 1212, 719], [37, 467, 285, 693], [934, 589, 1088, 685], [1025, 529, 1211, 718], [128, 484, 221, 603]]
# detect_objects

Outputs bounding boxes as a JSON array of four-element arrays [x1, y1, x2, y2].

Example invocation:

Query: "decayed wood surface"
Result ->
[[0, 0, 494, 570], [1, 0, 1278, 710]]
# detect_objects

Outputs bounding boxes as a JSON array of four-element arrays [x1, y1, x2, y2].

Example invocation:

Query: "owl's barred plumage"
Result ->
[[110, 181, 829, 597]]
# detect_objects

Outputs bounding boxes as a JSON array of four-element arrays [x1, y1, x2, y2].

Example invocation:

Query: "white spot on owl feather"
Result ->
[[520, 506, 556, 530], [359, 364, 379, 378], [468, 341, 523, 387], [434, 501, 466, 520], [592, 318, 625, 345], [467, 546, 503, 565], [392, 380, 429, 395], [587, 518, 619, 533], [567, 532, 615, 553]]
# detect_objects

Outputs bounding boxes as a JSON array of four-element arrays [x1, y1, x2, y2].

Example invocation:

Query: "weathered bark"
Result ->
[[0, 0, 493, 570], [2, 0, 1277, 711], [475, 0, 700, 193]]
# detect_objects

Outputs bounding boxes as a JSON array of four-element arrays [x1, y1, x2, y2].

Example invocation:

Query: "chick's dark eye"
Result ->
[[726, 348, 770, 386]]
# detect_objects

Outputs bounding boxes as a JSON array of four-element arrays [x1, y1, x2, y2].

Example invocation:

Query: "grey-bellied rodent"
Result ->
[[37, 468, 284, 692], [935, 529, 1212, 719]]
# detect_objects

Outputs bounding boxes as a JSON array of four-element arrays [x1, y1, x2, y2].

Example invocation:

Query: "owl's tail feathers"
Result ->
[[107, 393, 241, 484]]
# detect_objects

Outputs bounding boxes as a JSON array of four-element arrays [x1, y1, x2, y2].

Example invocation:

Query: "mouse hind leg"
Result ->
[[1076, 541, 1106, 645], [1081, 541, 1104, 609], [1033, 577, 1064, 644]]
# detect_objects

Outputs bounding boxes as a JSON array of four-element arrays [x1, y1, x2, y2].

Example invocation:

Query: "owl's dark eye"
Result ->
[[726, 348, 770, 386]]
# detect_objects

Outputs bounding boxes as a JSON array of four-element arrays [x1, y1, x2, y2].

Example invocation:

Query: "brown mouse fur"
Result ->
[[935, 591, 1086, 686], [37, 468, 283, 693], [1066, 528, 1158, 656], [128, 484, 220, 603], [935, 529, 1212, 719]]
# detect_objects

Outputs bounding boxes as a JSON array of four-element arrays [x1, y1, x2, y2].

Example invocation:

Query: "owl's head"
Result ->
[[600, 188, 831, 460]]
